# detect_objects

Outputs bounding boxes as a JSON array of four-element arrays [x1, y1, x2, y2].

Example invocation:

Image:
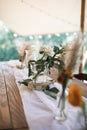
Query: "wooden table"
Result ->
[[0, 62, 29, 130]]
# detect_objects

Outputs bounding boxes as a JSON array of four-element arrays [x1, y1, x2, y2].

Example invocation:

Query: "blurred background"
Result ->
[[0, 0, 87, 73]]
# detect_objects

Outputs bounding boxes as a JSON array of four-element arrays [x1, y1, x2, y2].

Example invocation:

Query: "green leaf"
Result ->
[[48, 87, 59, 93], [53, 46, 59, 53], [44, 87, 59, 99], [28, 63, 32, 76], [18, 79, 32, 86], [81, 100, 86, 114], [39, 51, 44, 54], [44, 90, 57, 99], [46, 56, 52, 61]]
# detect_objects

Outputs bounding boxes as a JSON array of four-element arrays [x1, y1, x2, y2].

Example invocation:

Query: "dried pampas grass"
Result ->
[[63, 33, 82, 71], [18, 42, 32, 57]]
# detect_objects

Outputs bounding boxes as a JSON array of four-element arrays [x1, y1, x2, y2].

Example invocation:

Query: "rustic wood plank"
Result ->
[[0, 68, 12, 129], [2, 63, 28, 129], [14, 128, 29, 130], [0, 127, 29, 130]]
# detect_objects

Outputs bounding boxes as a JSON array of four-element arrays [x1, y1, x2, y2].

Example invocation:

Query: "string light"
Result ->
[[56, 34, 60, 37], [66, 33, 69, 36], [29, 36, 33, 40], [48, 34, 51, 38], [73, 32, 77, 36], [5, 28, 9, 32], [38, 35, 42, 39], [13, 33, 18, 37]]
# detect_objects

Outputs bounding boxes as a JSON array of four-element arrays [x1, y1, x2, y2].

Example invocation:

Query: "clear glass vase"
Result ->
[[55, 91, 67, 121]]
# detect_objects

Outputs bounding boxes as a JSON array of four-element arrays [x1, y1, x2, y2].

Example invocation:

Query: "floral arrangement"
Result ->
[[67, 84, 82, 106], [19, 34, 82, 88], [53, 34, 82, 122], [56, 34, 82, 100], [18, 34, 87, 125], [17, 42, 39, 68], [17, 42, 31, 62], [21, 45, 64, 85], [57, 69, 73, 98]]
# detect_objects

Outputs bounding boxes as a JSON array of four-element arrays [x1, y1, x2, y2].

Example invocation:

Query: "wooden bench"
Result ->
[[0, 62, 29, 130]]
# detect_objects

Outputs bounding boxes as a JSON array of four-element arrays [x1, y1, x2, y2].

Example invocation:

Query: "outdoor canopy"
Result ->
[[0, 0, 87, 36]]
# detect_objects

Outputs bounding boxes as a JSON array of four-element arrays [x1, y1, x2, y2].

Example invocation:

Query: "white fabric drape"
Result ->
[[11, 65, 87, 130]]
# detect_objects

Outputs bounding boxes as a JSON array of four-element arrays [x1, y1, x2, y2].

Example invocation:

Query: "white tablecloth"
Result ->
[[7, 60, 87, 130]]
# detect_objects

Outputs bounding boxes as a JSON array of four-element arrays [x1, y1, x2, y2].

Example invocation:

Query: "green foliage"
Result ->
[[18, 79, 32, 86], [44, 87, 59, 99], [81, 100, 86, 114], [28, 46, 64, 82]]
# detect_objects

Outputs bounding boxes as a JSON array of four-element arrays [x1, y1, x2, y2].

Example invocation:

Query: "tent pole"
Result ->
[[79, 0, 86, 73]]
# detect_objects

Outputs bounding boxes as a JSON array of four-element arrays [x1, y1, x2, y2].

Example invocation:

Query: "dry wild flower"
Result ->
[[63, 34, 82, 72], [18, 42, 32, 57], [67, 84, 82, 106], [40, 45, 54, 56]]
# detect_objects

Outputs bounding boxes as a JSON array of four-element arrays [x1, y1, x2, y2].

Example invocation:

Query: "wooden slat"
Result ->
[[1, 63, 28, 129], [16, 128, 29, 130], [0, 68, 12, 129]]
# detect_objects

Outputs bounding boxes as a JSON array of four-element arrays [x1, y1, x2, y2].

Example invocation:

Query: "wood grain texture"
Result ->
[[0, 62, 28, 129], [1, 128, 29, 130], [0, 68, 12, 129], [16, 128, 29, 130]]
